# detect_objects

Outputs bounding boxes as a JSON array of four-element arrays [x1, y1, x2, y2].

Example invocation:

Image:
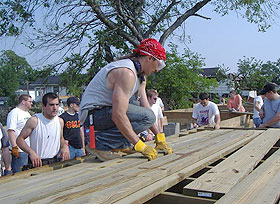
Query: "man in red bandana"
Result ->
[[80, 38, 173, 161]]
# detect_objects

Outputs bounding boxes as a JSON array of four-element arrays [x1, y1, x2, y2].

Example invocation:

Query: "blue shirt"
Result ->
[[262, 97, 280, 128]]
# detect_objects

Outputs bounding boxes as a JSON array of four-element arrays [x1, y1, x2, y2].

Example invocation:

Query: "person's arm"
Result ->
[[80, 126, 86, 155], [7, 130, 17, 149], [227, 100, 232, 110], [192, 118, 198, 128], [192, 105, 199, 128], [236, 95, 242, 111], [2, 147, 11, 171], [214, 114, 221, 130], [58, 118, 70, 161], [109, 68, 140, 145], [259, 112, 280, 128], [16, 116, 42, 167], [254, 101, 261, 112], [138, 81, 161, 135]]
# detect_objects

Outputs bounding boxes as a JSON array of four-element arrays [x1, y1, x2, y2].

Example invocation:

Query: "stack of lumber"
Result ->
[[2, 127, 277, 204]]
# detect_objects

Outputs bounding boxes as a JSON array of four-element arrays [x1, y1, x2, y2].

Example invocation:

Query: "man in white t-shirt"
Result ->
[[17, 92, 70, 168], [7, 94, 33, 173], [192, 93, 221, 130], [141, 89, 164, 141], [253, 89, 265, 128]]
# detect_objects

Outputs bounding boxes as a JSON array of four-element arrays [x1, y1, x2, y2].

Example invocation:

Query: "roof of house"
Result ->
[[30, 76, 61, 85], [19, 76, 61, 89], [199, 67, 219, 78]]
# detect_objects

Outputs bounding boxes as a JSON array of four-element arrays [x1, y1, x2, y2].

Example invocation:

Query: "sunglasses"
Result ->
[[139, 50, 166, 71]]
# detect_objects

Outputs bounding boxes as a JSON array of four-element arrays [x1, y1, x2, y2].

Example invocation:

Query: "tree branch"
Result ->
[[144, 0, 180, 38], [115, 0, 143, 41], [159, 0, 211, 45], [84, 0, 139, 47]]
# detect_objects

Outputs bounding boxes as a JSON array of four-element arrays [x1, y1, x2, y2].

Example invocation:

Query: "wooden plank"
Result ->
[[0, 154, 98, 184], [114, 131, 262, 204], [145, 192, 215, 204], [163, 110, 252, 124], [183, 129, 280, 200], [215, 148, 280, 204], [0, 130, 261, 204]]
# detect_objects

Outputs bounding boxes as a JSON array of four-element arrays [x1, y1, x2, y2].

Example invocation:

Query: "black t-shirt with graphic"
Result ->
[[59, 112, 82, 149]]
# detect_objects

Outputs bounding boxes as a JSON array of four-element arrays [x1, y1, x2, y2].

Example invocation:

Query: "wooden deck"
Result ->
[[1, 126, 279, 204]]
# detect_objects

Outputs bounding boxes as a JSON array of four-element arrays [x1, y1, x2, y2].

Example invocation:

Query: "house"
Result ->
[[17, 76, 68, 103], [200, 68, 258, 101], [199, 67, 233, 98]]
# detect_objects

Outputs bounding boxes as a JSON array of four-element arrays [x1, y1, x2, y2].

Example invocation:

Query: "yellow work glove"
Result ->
[[12, 146, 19, 158], [134, 140, 157, 161], [155, 133, 173, 155]]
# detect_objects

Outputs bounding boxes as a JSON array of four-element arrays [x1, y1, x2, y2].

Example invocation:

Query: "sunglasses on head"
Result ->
[[139, 50, 166, 70]]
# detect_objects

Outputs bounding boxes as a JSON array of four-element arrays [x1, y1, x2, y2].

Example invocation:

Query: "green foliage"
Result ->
[[0, 50, 28, 96], [218, 56, 280, 92], [60, 54, 91, 96], [147, 44, 218, 110], [0, 50, 53, 96]]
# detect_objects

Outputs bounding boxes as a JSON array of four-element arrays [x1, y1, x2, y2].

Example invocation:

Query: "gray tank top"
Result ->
[[79, 59, 140, 124]]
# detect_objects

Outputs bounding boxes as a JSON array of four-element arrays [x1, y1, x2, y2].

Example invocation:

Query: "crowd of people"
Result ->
[[1, 37, 279, 176]]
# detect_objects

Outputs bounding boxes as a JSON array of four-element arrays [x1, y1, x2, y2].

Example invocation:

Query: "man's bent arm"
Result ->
[[16, 116, 42, 167], [214, 114, 221, 129], [111, 68, 140, 145], [59, 118, 70, 160], [8, 130, 17, 148], [261, 112, 280, 127], [16, 116, 37, 155], [138, 80, 161, 135]]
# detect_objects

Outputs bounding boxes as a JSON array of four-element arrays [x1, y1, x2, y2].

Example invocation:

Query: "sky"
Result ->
[[0, 4, 279, 73]]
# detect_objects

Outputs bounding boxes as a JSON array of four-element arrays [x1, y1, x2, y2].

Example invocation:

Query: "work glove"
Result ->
[[12, 146, 19, 158], [134, 140, 157, 161], [155, 133, 173, 155]]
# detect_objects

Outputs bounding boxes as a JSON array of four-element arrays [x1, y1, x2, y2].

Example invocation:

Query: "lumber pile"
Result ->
[[2, 127, 278, 204]]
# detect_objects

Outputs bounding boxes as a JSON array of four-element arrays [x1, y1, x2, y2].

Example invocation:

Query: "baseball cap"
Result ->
[[133, 38, 166, 70], [260, 89, 266, 95], [262, 82, 279, 94], [67, 97, 80, 106]]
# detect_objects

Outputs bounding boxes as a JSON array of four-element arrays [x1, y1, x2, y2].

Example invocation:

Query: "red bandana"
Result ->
[[133, 38, 166, 61]]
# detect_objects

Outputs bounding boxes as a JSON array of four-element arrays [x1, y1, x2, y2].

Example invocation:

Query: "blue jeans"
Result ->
[[92, 104, 155, 151], [11, 152, 28, 173], [253, 117, 262, 128], [68, 144, 84, 159]]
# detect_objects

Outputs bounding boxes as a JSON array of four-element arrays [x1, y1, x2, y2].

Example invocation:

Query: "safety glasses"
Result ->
[[139, 50, 166, 71]]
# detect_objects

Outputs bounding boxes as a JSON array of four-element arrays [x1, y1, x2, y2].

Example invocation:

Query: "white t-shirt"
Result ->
[[156, 97, 164, 109], [151, 104, 163, 130], [30, 113, 61, 159], [253, 95, 264, 119], [192, 101, 220, 126], [7, 107, 31, 152]]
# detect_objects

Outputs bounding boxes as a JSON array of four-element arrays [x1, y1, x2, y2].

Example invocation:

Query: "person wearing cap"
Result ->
[[227, 90, 245, 112], [79, 38, 172, 161], [17, 93, 70, 168], [259, 82, 280, 128], [253, 89, 266, 128], [59, 97, 85, 159]]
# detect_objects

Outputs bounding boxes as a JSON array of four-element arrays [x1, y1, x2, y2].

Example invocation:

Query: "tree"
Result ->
[[0, 50, 31, 96], [216, 57, 280, 92], [60, 54, 91, 96], [0, 50, 55, 97], [147, 44, 218, 109], [0, 0, 279, 71]]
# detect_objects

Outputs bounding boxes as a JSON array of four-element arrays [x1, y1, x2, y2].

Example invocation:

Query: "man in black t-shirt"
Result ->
[[59, 97, 85, 159]]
